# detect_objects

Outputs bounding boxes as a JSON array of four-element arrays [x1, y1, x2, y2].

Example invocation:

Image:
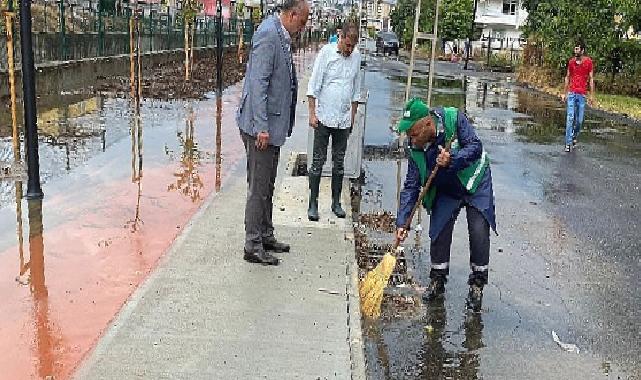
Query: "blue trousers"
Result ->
[[565, 92, 586, 146], [430, 205, 490, 285]]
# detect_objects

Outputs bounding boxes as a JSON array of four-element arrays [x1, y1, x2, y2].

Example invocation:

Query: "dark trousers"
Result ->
[[309, 123, 350, 177], [430, 204, 490, 285], [241, 132, 280, 252]]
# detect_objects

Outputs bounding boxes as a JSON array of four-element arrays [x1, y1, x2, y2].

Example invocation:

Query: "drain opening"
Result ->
[[291, 153, 308, 177]]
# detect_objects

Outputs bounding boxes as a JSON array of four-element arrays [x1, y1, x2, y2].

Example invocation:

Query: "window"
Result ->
[[502, 0, 517, 15]]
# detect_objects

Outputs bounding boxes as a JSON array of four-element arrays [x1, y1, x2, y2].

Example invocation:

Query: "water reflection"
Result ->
[[215, 97, 222, 192], [421, 300, 484, 379], [363, 299, 485, 380], [26, 198, 59, 379], [15, 181, 26, 283], [13, 193, 61, 379], [168, 104, 204, 201], [126, 103, 144, 232]]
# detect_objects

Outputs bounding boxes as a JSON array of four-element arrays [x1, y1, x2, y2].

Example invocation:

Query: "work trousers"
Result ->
[[430, 204, 490, 286], [309, 122, 350, 178], [241, 132, 280, 252]]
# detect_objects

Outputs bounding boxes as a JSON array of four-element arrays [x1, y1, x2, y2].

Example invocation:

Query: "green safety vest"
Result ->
[[409, 107, 490, 212]]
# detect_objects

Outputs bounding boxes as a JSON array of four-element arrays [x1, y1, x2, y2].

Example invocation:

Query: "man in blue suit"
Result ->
[[236, 0, 310, 266], [395, 99, 497, 312]]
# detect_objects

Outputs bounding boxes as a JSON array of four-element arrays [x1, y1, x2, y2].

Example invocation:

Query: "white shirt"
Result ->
[[307, 43, 362, 129]]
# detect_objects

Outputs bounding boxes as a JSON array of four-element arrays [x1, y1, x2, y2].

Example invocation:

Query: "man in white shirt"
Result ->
[[306, 23, 362, 221]]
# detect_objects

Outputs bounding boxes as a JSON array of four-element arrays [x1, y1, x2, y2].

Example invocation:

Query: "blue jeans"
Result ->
[[565, 92, 586, 146]]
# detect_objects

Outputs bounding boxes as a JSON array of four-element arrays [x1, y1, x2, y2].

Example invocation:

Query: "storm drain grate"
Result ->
[[355, 228, 409, 287], [363, 145, 406, 160]]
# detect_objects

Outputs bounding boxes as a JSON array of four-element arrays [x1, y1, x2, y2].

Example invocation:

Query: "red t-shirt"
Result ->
[[568, 56, 593, 95]]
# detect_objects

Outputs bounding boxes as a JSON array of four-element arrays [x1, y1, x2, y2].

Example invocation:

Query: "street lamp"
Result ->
[[20, 0, 44, 199]]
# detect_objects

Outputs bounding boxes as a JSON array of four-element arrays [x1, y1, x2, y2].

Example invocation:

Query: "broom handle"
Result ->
[[394, 139, 453, 249]]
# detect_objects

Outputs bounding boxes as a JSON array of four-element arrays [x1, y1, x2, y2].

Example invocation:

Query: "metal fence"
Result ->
[[476, 35, 523, 71], [1, 0, 254, 71]]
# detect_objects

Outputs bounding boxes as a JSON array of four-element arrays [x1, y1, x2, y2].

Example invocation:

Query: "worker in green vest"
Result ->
[[395, 98, 497, 312]]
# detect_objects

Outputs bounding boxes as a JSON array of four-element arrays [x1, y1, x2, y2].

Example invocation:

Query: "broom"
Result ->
[[359, 144, 450, 318]]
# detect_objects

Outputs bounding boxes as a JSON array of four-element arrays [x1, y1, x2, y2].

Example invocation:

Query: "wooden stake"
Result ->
[[189, 21, 195, 75], [137, 16, 142, 101], [130, 16, 135, 99], [184, 21, 190, 80], [4, 11, 20, 162]]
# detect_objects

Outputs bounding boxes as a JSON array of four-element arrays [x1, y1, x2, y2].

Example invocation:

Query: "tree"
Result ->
[[522, 0, 639, 74], [390, 0, 473, 48], [439, 0, 474, 41], [390, 0, 435, 47]]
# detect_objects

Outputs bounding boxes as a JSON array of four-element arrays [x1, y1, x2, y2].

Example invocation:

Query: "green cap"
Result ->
[[397, 98, 431, 133]]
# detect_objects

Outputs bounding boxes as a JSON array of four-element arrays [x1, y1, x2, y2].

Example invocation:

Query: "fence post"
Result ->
[[486, 34, 491, 67], [98, 6, 104, 56], [165, 10, 169, 50], [149, 2, 153, 51], [59, 0, 66, 60], [44, 0, 48, 32]]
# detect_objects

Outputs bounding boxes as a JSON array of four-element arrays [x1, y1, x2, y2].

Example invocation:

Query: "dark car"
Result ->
[[376, 31, 399, 56]]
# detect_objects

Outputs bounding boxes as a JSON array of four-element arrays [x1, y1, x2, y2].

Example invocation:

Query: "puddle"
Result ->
[[0, 50, 269, 378], [355, 58, 641, 379]]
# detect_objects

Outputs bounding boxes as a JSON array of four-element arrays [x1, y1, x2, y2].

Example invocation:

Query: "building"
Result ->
[[378, 0, 395, 32], [362, 0, 395, 33], [473, 0, 528, 52]]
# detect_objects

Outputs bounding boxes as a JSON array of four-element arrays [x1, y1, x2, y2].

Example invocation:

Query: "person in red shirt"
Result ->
[[561, 41, 595, 152]]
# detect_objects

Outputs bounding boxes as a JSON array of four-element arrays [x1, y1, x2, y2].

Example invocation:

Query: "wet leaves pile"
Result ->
[[359, 211, 396, 233], [363, 145, 406, 160], [96, 52, 248, 100], [354, 216, 409, 288]]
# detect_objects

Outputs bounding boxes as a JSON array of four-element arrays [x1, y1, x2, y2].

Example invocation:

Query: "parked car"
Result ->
[[376, 32, 400, 56]]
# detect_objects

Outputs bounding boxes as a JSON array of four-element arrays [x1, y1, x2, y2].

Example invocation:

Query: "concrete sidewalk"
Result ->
[[74, 52, 366, 380]]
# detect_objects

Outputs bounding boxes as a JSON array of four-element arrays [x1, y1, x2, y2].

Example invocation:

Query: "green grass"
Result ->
[[595, 94, 641, 121]]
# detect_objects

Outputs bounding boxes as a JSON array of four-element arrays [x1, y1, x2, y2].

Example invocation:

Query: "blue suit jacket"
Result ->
[[396, 108, 497, 240], [236, 15, 298, 147]]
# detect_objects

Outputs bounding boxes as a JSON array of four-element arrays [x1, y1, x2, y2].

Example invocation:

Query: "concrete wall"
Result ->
[[0, 46, 235, 99]]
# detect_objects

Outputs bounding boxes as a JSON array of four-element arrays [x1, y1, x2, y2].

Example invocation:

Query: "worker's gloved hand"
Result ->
[[436, 145, 451, 167], [396, 227, 408, 243]]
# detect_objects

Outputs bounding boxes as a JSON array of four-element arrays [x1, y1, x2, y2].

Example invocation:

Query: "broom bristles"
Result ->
[[359, 252, 397, 318]]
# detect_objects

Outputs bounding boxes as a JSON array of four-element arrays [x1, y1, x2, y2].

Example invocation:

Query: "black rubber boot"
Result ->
[[331, 174, 346, 218], [422, 277, 446, 303], [308, 174, 320, 221]]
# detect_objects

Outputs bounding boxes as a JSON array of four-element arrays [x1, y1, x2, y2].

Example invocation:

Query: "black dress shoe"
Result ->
[[263, 238, 290, 253], [243, 249, 279, 266]]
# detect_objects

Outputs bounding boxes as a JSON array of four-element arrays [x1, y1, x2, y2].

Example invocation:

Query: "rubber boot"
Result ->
[[331, 174, 346, 218], [308, 174, 320, 221], [422, 277, 446, 303]]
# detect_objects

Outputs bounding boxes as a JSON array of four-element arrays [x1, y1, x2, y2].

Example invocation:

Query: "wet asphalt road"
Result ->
[[358, 54, 641, 379]]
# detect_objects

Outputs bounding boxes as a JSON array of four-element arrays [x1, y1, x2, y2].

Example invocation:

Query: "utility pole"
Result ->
[[464, 0, 478, 70], [20, 0, 44, 199]]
